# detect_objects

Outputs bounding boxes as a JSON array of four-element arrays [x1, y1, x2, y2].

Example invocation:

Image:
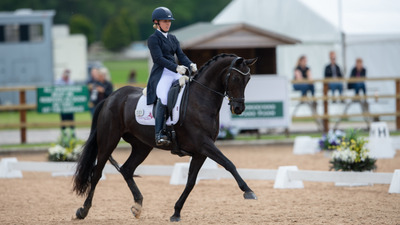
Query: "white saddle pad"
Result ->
[[135, 85, 186, 126]]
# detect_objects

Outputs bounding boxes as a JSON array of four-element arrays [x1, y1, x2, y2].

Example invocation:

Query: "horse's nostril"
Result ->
[[234, 107, 243, 115]]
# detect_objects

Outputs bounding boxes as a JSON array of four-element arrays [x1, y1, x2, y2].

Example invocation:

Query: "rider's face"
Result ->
[[158, 20, 171, 32]]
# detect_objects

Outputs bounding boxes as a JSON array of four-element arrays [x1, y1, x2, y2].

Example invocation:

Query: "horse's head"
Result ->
[[225, 57, 258, 115]]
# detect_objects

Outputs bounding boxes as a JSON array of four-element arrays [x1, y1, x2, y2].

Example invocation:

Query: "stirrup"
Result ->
[[156, 133, 171, 146]]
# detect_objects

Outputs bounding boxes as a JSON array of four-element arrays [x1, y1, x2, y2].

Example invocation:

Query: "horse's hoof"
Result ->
[[75, 207, 86, 220], [170, 215, 181, 222], [131, 203, 142, 219], [244, 191, 257, 200]]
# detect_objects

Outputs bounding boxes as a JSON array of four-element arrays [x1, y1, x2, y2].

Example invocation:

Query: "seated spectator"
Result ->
[[293, 55, 315, 99], [324, 51, 344, 103], [348, 58, 366, 97]]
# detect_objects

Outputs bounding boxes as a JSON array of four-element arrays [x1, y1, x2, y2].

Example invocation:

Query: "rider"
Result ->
[[147, 6, 197, 147]]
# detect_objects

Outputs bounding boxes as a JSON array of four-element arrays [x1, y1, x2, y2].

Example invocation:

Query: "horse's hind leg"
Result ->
[[170, 154, 206, 222], [119, 139, 152, 219], [76, 135, 120, 219], [75, 154, 109, 219]]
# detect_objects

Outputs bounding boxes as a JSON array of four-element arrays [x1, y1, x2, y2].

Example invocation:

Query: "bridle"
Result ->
[[190, 57, 251, 105]]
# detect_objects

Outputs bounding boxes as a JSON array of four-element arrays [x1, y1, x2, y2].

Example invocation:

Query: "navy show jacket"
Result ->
[[146, 30, 192, 105]]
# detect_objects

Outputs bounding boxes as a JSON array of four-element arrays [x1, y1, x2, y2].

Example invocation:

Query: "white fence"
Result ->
[[0, 157, 399, 194]]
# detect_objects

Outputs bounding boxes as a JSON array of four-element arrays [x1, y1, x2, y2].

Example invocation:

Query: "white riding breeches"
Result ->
[[156, 68, 181, 105]]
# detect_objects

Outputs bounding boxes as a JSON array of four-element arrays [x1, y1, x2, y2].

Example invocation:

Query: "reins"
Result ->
[[191, 57, 250, 104], [180, 57, 250, 126]]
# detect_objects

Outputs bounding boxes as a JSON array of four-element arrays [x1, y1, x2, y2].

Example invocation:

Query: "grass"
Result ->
[[0, 59, 148, 129], [104, 59, 149, 84], [0, 111, 91, 128]]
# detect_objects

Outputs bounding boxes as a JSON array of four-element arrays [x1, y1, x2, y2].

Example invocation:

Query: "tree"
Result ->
[[69, 14, 95, 45], [119, 8, 140, 42], [102, 15, 130, 52]]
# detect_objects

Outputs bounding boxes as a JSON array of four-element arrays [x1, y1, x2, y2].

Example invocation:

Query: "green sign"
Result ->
[[232, 102, 283, 119], [37, 85, 89, 113]]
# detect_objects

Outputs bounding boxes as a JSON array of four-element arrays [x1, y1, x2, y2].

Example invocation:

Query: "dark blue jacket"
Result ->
[[348, 67, 366, 89], [324, 64, 343, 78], [146, 30, 192, 105]]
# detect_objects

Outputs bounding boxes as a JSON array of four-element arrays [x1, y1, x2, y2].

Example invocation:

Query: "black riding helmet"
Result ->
[[152, 7, 175, 21]]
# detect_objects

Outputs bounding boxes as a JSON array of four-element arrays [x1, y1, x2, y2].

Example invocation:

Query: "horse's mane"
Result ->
[[196, 53, 237, 77]]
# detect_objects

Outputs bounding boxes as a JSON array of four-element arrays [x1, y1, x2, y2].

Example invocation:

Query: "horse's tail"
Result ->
[[73, 100, 105, 196]]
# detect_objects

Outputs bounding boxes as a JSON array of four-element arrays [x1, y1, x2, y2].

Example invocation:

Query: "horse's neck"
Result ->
[[197, 58, 232, 93], [191, 58, 232, 112]]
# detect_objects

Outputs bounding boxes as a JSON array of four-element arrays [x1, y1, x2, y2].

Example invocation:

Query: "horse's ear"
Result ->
[[245, 58, 258, 67], [235, 57, 244, 66]]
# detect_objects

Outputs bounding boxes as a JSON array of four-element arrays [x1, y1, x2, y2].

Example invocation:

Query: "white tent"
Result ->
[[213, 0, 400, 118]]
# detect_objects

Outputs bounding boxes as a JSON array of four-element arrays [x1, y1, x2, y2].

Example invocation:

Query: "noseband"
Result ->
[[191, 57, 250, 105]]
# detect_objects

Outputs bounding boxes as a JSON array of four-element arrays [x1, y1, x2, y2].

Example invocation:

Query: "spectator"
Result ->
[[88, 68, 99, 115], [87, 67, 99, 85], [88, 67, 113, 115], [324, 51, 344, 103], [348, 58, 366, 97], [293, 55, 315, 98], [128, 69, 137, 83], [55, 69, 75, 135]]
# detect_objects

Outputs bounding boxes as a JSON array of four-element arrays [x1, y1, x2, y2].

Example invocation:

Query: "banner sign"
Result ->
[[220, 75, 290, 130], [232, 102, 283, 119], [37, 85, 89, 113]]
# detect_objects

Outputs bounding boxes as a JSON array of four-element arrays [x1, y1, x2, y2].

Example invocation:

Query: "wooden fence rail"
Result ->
[[291, 77, 400, 132], [0, 83, 146, 144], [1, 79, 399, 143]]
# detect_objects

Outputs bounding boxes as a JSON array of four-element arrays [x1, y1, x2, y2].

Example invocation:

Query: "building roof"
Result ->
[[0, 9, 55, 20], [212, 0, 340, 44], [212, 0, 400, 43], [172, 22, 300, 50]]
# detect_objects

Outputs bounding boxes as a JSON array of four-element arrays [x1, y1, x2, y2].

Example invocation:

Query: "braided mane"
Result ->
[[196, 53, 237, 76]]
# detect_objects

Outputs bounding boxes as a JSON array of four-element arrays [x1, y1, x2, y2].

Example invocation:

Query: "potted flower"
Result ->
[[329, 129, 377, 172], [319, 129, 345, 151], [48, 128, 83, 162], [217, 124, 238, 140]]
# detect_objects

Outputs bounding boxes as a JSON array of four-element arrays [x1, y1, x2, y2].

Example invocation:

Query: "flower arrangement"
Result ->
[[319, 129, 345, 151], [329, 129, 377, 172], [48, 128, 83, 162], [217, 125, 238, 140]]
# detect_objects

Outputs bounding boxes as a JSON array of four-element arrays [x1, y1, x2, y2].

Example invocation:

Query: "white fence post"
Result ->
[[293, 136, 319, 155], [368, 122, 396, 158], [273, 166, 304, 189], [389, 170, 400, 194], [0, 157, 23, 178]]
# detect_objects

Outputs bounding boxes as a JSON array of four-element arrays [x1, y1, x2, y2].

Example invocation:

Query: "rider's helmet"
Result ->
[[152, 7, 175, 21]]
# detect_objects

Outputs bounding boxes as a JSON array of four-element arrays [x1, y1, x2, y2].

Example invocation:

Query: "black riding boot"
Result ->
[[155, 99, 171, 146]]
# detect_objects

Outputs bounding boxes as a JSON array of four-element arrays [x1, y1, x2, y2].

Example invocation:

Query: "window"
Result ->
[[5, 24, 19, 42], [0, 23, 43, 43]]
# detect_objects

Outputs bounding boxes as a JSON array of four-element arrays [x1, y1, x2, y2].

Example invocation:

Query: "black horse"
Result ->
[[73, 54, 258, 222]]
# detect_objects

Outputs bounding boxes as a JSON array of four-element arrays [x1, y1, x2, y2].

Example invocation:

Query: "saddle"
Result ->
[[166, 80, 182, 120]]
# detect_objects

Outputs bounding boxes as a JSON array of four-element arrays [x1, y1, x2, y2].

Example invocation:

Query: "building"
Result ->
[[172, 22, 299, 75], [0, 9, 55, 104]]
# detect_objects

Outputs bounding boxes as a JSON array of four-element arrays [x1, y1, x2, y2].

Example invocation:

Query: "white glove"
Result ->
[[179, 75, 189, 86], [190, 63, 198, 73], [176, 65, 187, 75]]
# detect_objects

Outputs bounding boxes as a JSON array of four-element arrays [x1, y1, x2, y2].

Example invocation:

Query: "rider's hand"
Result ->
[[179, 75, 189, 86], [190, 63, 197, 73], [176, 65, 187, 75]]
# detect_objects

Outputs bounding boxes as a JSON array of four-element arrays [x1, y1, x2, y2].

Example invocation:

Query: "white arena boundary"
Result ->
[[0, 157, 399, 194]]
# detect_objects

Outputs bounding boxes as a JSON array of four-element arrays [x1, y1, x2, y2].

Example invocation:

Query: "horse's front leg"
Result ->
[[202, 140, 257, 200], [170, 154, 207, 222]]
